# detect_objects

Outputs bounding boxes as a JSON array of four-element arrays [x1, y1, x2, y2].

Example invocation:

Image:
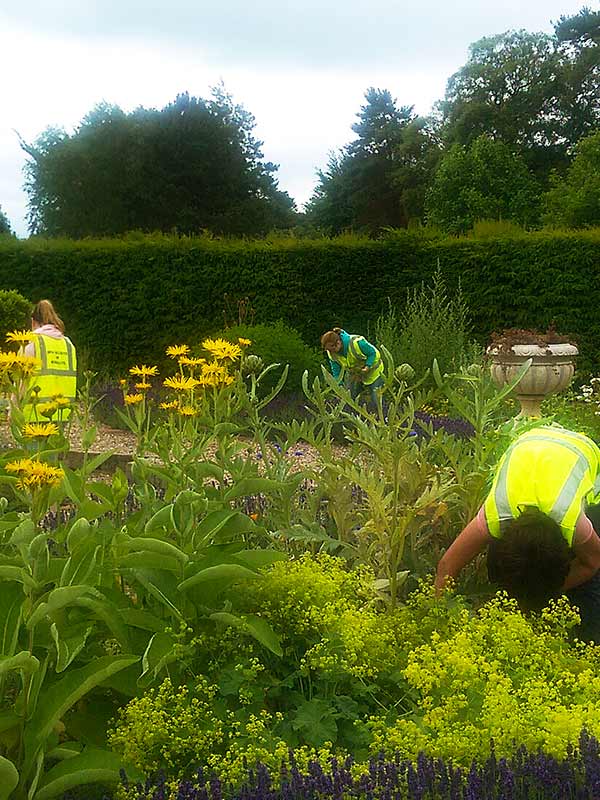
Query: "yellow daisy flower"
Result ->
[[159, 400, 179, 410], [178, 356, 206, 367], [36, 402, 58, 418], [163, 376, 200, 391], [22, 422, 59, 438], [166, 344, 190, 358], [129, 364, 159, 377], [53, 397, 71, 408], [6, 330, 36, 346], [11, 356, 41, 377], [178, 405, 198, 416], [124, 394, 144, 405], [135, 382, 152, 391], [238, 338, 252, 346]]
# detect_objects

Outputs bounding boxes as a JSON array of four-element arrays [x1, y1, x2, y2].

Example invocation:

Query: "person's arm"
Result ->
[[435, 516, 492, 594], [327, 354, 343, 383], [564, 526, 600, 590]]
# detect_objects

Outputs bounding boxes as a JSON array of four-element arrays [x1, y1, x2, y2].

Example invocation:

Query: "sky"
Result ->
[[0, 0, 592, 237]]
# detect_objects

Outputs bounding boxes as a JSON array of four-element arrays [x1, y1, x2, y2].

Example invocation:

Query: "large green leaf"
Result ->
[[224, 477, 295, 501], [0, 755, 18, 800], [21, 655, 139, 786], [51, 623, 93, 673], [59, 547, 100, 587], [119, 609, 165, 633], [210, 612, 283, 656], [144, 504, 175, 534], [178, 563, 259, 593], [0, 651, 39, 678], [34, 748, 139, 800], [138, 632, 177, 687], [0, 582, 23, 657], [26, 586, 101, 629], [192, 510, 256, 549], [119, 552, 181, 572], [125, 537, 188, 565], [231, 550, 288, 570], [133, 570, 184, 620]]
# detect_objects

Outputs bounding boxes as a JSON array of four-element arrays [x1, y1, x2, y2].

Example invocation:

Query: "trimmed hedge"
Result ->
[[1, 230, 599, 376]]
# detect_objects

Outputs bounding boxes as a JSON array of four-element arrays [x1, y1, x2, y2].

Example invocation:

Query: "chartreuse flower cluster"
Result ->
[[109, 677, 332, 795], [368, 593, 600, 765]]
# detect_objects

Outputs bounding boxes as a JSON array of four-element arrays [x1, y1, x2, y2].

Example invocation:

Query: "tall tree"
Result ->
[[306, 88, 440, 233], [425, 135, 541, 233], [440, 17, 600, 181], [543, 130, 600, 227], [0, 205, 12, 235], [20, 88, 296, 238]]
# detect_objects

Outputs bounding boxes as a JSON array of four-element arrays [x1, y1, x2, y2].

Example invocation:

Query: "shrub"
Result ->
[[0, 288, 31, 343], [374, 269, 482, 383], [208, 322, 323, 393]]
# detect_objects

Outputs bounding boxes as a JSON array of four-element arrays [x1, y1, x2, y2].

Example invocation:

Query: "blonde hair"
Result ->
[[32, 299, 65, 333], [320, 329, 342, 349]]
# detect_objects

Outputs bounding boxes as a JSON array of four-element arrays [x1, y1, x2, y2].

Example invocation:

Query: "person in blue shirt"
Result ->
[[321, 327, 385, 410]]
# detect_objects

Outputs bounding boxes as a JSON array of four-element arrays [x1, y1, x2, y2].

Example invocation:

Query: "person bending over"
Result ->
[[435, 425, 600, 640]]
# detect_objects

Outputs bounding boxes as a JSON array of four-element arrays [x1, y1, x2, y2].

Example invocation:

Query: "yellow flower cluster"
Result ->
[[5, 458, 64, 489], [0, 352, 41, 377], [202, 337, 243, 362]]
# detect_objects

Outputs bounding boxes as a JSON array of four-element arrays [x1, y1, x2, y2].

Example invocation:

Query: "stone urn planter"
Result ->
[[487, 329, 578, 417]]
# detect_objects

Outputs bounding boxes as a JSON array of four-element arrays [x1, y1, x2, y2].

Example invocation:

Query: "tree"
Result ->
[[543, 130, 600, 227], [440, 22, 600, 181], [305, 88, 441, 233], [20, 88, 296, 238], [0, 205, 12, 235], [425, 135, 541, 233]]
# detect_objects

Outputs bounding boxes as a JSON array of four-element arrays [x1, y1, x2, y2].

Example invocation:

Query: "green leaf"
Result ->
[[0, 565, 37, 591], [138, 632, 177, 687], [224, 477, 293, 501], [51, 623, 93, 673], [210, 612, 283, 657], [144, 504, 175, 534], [231, 550, 287, 570], [0, 651, 39, 678], [192, 510, 255, 548], [118, 609, 165, 633], [125, 537, 188, 565], [22, 656, 139, 786], [34, 748, 139, 800], [0, 582, 22, 657], [292, 698, 338, 747], [0, 755, 18, 800], [27, 586, 100, 629], [178, 563, 259, 593], [61, 467, 85, 505], [59, 547, 99, 587], [119, 552, 182, 572]]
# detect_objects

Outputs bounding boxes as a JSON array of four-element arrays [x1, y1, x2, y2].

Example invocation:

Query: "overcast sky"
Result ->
[[0, 1, 592, 236]]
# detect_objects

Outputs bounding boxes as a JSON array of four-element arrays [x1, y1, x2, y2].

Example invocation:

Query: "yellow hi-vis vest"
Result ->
[[330, 335, 384, 386], [24, 334, 77, 422], [483, 426, 600, 546]]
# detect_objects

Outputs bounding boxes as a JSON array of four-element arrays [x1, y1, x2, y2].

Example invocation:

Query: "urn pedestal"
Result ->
[[488, 342, 578, 417]]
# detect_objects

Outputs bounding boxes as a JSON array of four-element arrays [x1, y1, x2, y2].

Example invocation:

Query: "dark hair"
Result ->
[[487, 508, 571, 612]]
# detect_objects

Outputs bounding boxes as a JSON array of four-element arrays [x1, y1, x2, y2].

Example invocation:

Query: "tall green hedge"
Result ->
[[1, 230, 599, 375]]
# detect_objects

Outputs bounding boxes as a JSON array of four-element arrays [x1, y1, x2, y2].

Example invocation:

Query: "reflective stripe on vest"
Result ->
[[24, 335, 77, 421], [483, 426, 600, 545], [331, 335, 384, 385]]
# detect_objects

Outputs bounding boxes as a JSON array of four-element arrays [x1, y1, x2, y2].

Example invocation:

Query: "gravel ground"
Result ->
[[1, 418, 345, 473]]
